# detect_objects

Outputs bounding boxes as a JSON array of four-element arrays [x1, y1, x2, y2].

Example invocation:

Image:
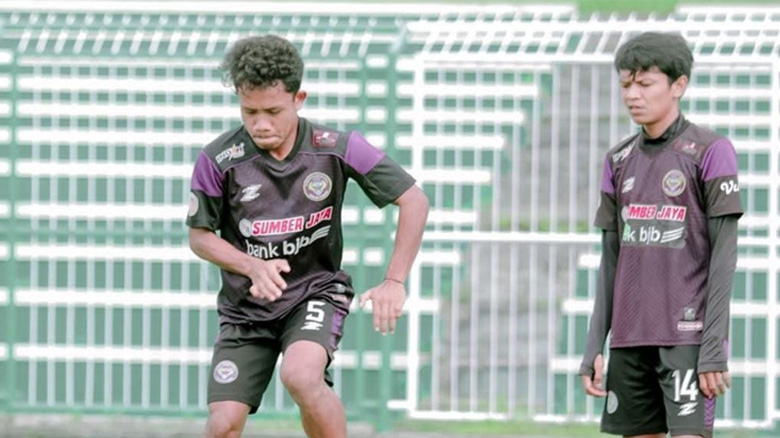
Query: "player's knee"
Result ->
[[205, 415, 242, 438], [205, 403, 247, 438], [280, 362, 324, 400]]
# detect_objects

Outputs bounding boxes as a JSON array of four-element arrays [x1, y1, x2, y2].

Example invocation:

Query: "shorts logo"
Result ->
[[213, 360, 239, 384], [607, 391, 619, 414], [720, 180, 739, 195], [621, 177, 635, 193], [188, 192, 199, 217], [303, 172, 332, 202], [662, 170, 686, 197], [215, 142, 245, 164], [240, 184, 262, 202]]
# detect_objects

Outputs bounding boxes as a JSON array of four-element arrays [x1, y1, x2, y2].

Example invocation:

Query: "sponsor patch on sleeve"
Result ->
[[313, 130, 338, 148]]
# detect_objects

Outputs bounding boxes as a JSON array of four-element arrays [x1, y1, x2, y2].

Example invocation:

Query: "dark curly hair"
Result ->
[[220, 35, 304, 93], [615, 32, 693, 84]]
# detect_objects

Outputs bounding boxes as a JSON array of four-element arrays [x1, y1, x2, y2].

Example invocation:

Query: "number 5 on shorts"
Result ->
[[301, 300, 325, 331]]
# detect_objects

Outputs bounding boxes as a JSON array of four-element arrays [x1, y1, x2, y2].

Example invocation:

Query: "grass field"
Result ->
[[4, 414, 778, 438]]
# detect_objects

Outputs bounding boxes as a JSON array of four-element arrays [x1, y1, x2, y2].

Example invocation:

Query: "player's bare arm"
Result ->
[[359, 184, 429, 334], [189, 227, 290, 301]]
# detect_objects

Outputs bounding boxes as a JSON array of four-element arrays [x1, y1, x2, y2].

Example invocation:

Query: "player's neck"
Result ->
[[268, 118, 300, 161], [642, 107, 680, 140]]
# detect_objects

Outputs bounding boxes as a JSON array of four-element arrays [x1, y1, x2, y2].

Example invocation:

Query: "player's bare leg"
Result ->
[[204, 401, 250, 438], [281, 340, 346, 438], [625, 434, 665, 438]]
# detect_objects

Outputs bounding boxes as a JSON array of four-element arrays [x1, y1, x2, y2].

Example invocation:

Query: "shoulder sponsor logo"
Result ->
[[622, 204, 687, 222], [215, 142, 245, 164], [720, 180, 739, 195], [188, 192, 199, 217], [303, 172, 332, 201], [313, 130, 338, 148], [682, 142, 696, 155], [213, 360, 239, 384], [621, 177, 635, 193], [240, 184, 262, 202], [662, 169, 686, 197], [611, 142, 634, 163]]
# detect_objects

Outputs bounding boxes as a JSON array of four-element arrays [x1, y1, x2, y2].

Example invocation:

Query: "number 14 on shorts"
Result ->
[[673, 368, 699, 416]]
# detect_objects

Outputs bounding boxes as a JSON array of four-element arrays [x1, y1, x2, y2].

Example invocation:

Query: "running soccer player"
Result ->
[[580, 32, 743, 438], [187, 35, 429, 438]]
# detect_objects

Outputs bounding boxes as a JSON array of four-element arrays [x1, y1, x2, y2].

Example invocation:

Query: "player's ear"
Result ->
[[294, 90, 307, 110], [672, 75, 688, 100]]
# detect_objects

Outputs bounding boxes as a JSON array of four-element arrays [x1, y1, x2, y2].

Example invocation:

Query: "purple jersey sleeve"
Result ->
[[594, 155, 618, 231], [345, 132, 416, 208], [186, 151, 225, 230], [701, 139, 743, 218]]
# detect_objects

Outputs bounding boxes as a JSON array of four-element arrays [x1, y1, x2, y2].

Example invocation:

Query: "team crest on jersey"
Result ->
[[313, 130, 338, 148], [662, 170, 686, 197], [303, 172, 332, 201], [213, 360, 239, 384], [215, 142, 245, 164]]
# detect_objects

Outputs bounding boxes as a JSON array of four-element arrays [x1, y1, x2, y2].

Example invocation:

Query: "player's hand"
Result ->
[[358, 279, 406, 335], [699, 371, 731, 398], [581, 354, 607, 397], [247, 259, 290, 302]]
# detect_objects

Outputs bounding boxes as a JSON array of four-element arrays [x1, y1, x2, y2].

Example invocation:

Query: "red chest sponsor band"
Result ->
[[252, 216, 305, 236]]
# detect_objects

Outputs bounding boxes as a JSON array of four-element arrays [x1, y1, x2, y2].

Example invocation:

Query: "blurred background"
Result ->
[[0, 0, 779, 437]]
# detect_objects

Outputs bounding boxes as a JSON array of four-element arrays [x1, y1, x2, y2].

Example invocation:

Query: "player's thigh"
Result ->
[[658, 345, 714, 438], [208, 323, 281, 414], [601, 347, 667, 437], [280, 297, 348, 386]]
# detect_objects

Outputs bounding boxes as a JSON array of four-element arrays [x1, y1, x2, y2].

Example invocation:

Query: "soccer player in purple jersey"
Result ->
[[579, 32, 743, 438], [186, 35, 429, 438]]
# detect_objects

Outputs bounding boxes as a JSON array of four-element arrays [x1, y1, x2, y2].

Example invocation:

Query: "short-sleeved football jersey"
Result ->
[[594, 116, 743, 347], [186, 117, 416, 323]]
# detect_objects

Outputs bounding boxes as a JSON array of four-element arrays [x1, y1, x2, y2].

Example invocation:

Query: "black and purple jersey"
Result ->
[[186, 117, 416, 323], [594, 117, 743, 347]]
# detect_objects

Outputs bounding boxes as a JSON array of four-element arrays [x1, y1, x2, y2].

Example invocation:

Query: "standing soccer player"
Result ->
[[187, 35, 429, 438], [580, 32, 742, 438]]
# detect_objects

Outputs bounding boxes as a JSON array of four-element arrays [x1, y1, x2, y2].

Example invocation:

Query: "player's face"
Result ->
[[238, 82, 307, 158], [619, 67, 687, 137]]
